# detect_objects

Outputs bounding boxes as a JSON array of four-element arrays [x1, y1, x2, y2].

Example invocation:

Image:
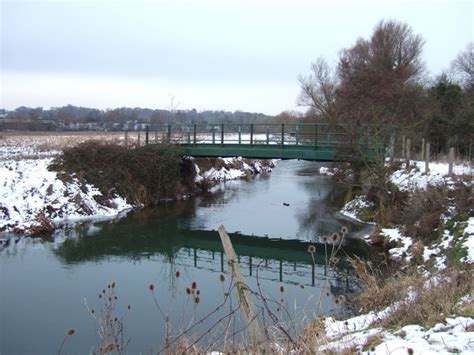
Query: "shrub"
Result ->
[[50, 141, 191, 206], [391, 186, 447, 242]]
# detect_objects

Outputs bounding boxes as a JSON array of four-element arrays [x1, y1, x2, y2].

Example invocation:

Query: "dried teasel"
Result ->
[[332, 233, 340, 242], [219, 274, 225, 282], [280, 286, 285, 293], [194, 297, 200, 304], [149, 283, 155, 291], [186, 287, 192, 295], [307, 245, 316, 253], [340, 226, 348, 235], [127, 304, 131, 310], [299, 284, 305, 289], [191, 281, 197, 290], [322, 235, 328, 242], [175, 271, 180, 278], [111, 282, 116, 289], [67, 328, 76, 336]]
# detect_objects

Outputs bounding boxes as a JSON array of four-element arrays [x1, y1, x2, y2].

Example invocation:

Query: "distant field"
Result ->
[[0, 131, 133, 160]]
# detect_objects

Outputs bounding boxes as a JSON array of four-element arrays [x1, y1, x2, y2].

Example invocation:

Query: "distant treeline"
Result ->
[[0, 106, 274, 132]]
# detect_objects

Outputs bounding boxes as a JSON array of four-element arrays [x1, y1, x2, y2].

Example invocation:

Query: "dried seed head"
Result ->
[[335, 298, 340, 305], [108, 297, 112, 302], [114, 296, 117, 300], [299, 284, 305, 289], [186, 287, 192, 295], [191, 281, 197, 290], [114, 317, 118, 322], [307, 245, 316, 253], [195, 297, 200, 304], [107, 284, 111, 289], [91, 309, 95, 314], [149, 283, 155, 291], [67, 328, 76, 336], [196, 290, 200, 295], [280, 286, 285, 293], [102, 289, 106, 294], [99, 294, 102, 299], [111, 282, 116, 289], [332, 233, 340, 242], [407, 349, 414, 355], [322, 235, 328, 242], [175, 271, 180, 278], [127, 304, 131, 310], [219, 274, 225, 282], [340, 226, 348, 235]]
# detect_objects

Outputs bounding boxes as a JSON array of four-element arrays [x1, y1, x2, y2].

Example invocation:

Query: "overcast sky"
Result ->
[[1, 0, 472, 115]]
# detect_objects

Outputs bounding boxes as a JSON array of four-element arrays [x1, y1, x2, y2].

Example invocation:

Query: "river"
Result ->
[[0, 160, 374, 354]]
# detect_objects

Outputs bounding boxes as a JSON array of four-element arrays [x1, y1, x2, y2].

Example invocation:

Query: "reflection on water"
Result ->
[[0, 160, 375, 354]]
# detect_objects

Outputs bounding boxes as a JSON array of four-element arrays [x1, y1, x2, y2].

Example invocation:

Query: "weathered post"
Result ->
[[401, 135, 406, 160], [145, 125, 149, 145], [266, 125, 269, 145], [425, 142, 430, 173], [193, 124, 197, 145], [166, 124, 171, 141], [238, 126, 242, 145], [217, 225, 263, 347], [421, 138, 425, 160], [448, 147, 455, 176], [406, 138, 411, 167], [124, 130, 129, 148], [137, 132, 141, 147], [212, 126, 216, 144]]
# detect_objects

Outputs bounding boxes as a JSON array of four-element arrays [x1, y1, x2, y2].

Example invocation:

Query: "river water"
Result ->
[[0, 160, 374, 354]]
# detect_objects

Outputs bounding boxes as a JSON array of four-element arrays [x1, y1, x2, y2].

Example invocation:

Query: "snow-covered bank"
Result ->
[[0, 158, 132, 234], [320, 159, 474, 353]]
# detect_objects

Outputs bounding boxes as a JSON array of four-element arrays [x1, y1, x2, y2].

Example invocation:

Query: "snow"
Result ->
[[340, 195, 375, 224], [323, 309, 474, 354], [390, 160, 472, 192], [194, 157, 275, 184], [0, 157, 132, 234]]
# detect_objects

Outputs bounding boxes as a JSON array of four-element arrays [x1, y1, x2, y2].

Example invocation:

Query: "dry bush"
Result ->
[[50, 141, 190, 205], [381, 265, 474, 329], [28, 213, 55, 237], [349, 256, 412, 313], [391, 186, 447, 242]]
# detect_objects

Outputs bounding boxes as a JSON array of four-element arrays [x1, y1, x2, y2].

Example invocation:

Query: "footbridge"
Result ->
[[145, 123, 388, 161]]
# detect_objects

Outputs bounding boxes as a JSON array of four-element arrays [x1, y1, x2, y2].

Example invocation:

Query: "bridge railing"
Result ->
[[151, 123, 376, 148]]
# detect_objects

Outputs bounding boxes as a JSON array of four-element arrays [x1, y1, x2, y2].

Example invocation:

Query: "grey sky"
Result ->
[[1, 0, 472, 115]]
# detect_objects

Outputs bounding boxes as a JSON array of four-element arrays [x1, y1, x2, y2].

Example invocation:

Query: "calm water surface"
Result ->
[[0, 160, 374, 354]]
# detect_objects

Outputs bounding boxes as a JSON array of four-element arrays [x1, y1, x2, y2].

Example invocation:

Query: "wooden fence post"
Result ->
[[448, 147, 455, 176], [406, 138, 411, 167], [124, 130, 128, 148], [137, 132, 140, 147], [425, 142, 430, 173], [421, 138, 425, 161], [218, 225, 263, 347], [401, 135, 406, 160]]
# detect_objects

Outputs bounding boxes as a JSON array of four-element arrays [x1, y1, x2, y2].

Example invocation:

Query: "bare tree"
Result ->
[[452, 42, 474, 88], [297, 57, 337, 120]]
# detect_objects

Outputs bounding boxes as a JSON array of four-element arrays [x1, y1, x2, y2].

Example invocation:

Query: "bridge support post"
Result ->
[[266, 125, 269, 145], [314, 124, 318, 149], [221, 123, 224, 146], [212, 127, 215, 144], [238, 126, 242, 145], [250, 124, 254, 147], [193, 124, 197, 145], [281, 123, 285, 147]]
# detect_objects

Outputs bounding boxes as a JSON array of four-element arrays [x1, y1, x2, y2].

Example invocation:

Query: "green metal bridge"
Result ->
[[145, 123, 388, 161]]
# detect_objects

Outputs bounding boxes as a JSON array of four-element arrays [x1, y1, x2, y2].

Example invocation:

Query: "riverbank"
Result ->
[[0, 135, 275, 236], [315, 159, 474, 354]]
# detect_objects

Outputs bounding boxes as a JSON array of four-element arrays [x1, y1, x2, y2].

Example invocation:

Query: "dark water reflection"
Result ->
[[0, 160, 375, 354]]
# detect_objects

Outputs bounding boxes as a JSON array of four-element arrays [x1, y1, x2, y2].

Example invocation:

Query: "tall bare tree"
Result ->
[[452, 42, 474, 88]]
